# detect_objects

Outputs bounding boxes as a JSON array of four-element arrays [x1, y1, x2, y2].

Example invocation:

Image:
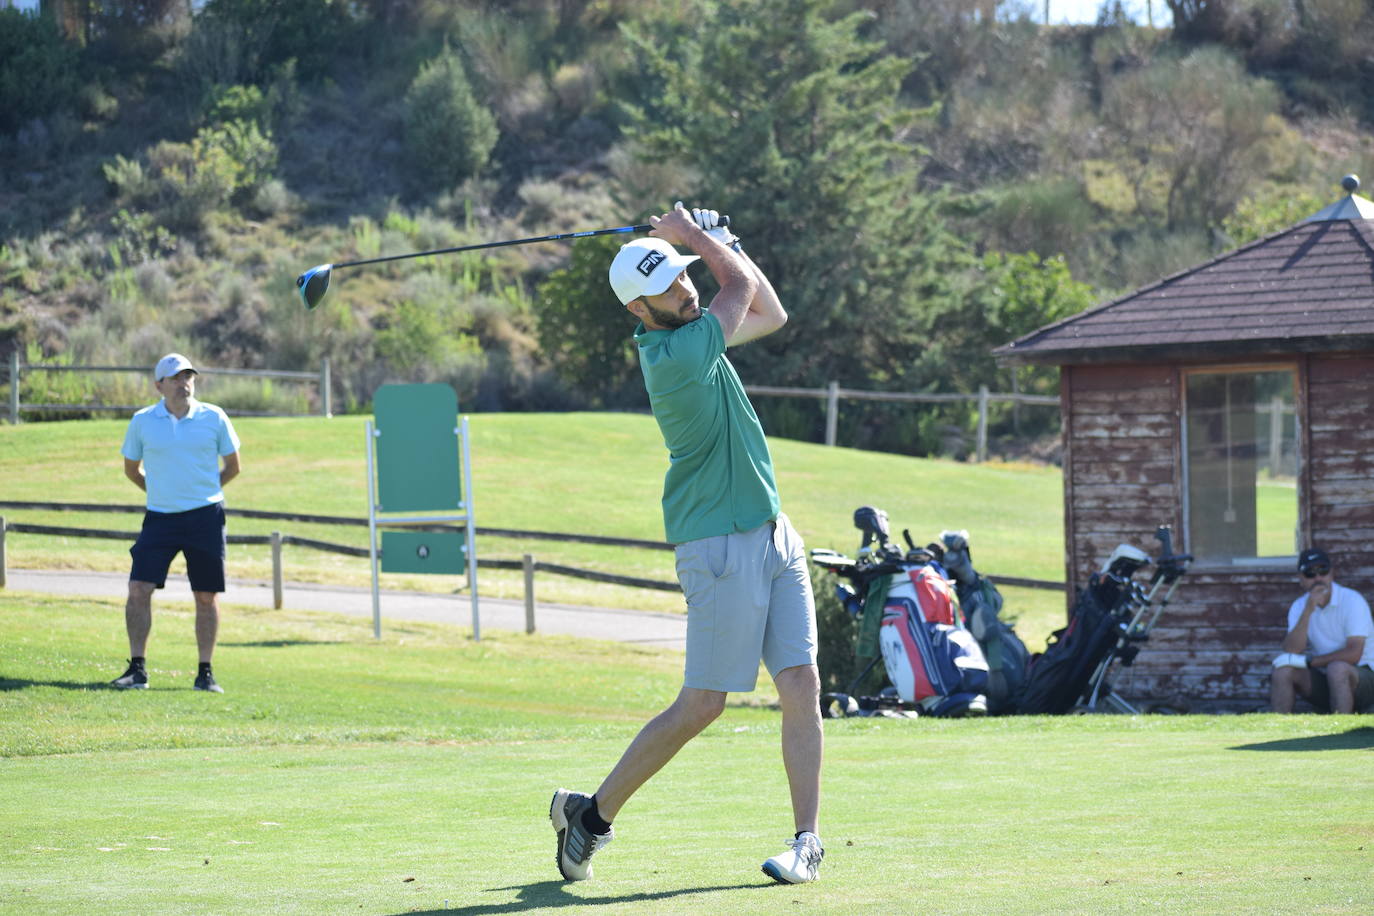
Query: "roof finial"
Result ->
[[1342, 174, 1360, 194]]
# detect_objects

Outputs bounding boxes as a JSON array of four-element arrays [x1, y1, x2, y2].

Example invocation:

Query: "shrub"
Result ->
[[110, 118, 279, 231], [402, 47, 499, 188], [247, 178, 294, 218], [203, 118, 278, 194], [0, 9, 80, 134], [205, 83, 272, 129], [147, 138, 237, 230], [103, 158, 156, 207]]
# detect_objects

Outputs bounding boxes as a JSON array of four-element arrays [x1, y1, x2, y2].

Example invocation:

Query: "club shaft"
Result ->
[[330, 224, 652, 271]]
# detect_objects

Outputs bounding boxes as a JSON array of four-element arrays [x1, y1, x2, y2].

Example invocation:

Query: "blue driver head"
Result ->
[[297, 264, 333, 310]]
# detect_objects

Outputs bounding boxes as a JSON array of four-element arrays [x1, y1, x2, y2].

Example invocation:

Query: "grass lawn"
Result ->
[[2, 595, 1372, 915], [0, 413, 1071, 650]]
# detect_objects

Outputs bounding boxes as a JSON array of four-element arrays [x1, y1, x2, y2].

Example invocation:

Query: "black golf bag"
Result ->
[[937, 530, 1031, 716], [1015, 526, 1192, 715], [811, 507, 990, 719]]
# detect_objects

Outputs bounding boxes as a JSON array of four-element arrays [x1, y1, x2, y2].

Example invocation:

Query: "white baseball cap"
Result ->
[[608, 237, 699, 305], [154, 353, 197, 381]]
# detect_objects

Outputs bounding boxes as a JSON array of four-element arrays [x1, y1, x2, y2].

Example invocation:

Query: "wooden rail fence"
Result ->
[[0, 502, 1065, 630], [744, 381, 1059, 461], [5, 353, 333, 422]]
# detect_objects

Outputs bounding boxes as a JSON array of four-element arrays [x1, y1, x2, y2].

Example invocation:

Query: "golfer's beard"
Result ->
[[644, 297, 699, 329]]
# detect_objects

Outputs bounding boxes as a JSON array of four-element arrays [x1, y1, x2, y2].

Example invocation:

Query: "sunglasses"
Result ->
[[1301, 564, 1331, 578]]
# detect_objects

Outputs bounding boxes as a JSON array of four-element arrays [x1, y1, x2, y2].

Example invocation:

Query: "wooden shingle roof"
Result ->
[[997, 201, 1374, 366]]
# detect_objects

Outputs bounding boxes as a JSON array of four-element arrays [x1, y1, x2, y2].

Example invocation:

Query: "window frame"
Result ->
[[1179, 361, 1302, 570]]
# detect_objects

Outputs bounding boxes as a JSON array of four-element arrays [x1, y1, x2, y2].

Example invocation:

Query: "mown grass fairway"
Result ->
[[2, 595, 1372, 915], [0, 413, 1069, 648]]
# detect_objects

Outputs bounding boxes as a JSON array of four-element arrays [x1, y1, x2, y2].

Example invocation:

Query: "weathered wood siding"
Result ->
[[1061, 354, 1374, 707], [1308, 354, 1374, 590]]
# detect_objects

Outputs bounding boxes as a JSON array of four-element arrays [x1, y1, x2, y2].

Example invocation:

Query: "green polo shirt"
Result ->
[[634, 309, 780, 544]]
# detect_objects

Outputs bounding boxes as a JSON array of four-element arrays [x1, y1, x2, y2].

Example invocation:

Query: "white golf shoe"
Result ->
[[761, 831, 824, 884], [550, 789, 613, 881]]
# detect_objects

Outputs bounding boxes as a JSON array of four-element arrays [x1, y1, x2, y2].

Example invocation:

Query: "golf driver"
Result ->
[[295, 217, 727, 311]]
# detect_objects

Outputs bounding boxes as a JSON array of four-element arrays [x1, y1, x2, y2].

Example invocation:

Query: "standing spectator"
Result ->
[[110, 353, 240, 693], [1270, 548, 1374, 714]]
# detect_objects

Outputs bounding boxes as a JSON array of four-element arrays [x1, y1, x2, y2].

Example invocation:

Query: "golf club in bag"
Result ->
[[810, 507, 991, 719], [295, 217, 727, 311], [1014, 525, 1192, 715]]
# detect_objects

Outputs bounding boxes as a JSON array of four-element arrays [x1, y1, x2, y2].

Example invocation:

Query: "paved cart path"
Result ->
[[3, 568, 686, 650]]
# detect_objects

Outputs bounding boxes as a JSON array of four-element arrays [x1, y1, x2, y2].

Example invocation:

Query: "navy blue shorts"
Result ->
[[129, 503, 227, 593]]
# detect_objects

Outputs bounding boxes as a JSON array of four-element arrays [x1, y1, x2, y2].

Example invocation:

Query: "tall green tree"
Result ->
[[403, 46, 500, 188], [616, 0, 973, 396], [0, 9, 81, 134]]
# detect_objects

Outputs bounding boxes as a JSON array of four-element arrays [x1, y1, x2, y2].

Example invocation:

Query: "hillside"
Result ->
[[3, 0, 1373, 457]]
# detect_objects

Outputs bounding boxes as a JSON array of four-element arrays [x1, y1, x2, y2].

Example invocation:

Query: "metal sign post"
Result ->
[[365, 384, 479, 639]]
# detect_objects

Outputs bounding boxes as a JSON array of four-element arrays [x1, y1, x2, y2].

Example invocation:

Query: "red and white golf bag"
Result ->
[[878, 563, 990, 717]]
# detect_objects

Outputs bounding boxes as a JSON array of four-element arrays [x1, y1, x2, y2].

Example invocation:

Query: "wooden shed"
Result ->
[[996, 178, 1374, 708]]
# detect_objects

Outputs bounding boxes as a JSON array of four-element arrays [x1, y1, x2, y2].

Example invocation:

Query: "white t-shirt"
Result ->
[[1286, 582, 1374, 667]]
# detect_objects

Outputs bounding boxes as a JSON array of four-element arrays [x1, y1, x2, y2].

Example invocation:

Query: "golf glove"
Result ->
[[676, 202, 740, 250], [696, 208, 738, 248]]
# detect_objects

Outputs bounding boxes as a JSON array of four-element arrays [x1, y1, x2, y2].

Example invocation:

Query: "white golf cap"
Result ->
[[154, 353, 197, 381], [608, 237, 699, 305]]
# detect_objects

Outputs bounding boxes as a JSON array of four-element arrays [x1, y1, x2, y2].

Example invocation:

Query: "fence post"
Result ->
[[1012, 372, 1022, 435], [271, 531, 283, 609], [523, 553, 536, 634], [825, 381, 839, 447], [320, 358, 332, 418], [976, 385, 989, 463], [0, 516, 7, 589], [8, 351, 18, 425]]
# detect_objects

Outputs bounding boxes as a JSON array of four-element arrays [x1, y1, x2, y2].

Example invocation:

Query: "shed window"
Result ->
[[1183, 368, 1299, 565]]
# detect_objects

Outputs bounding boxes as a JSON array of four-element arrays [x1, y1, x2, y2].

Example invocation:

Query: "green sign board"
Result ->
[[381, 530, 466, 575], [373, 383, 461, 513]]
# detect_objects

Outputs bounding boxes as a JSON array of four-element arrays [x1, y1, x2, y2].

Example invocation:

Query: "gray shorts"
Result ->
[[674, 512, 817, 693]]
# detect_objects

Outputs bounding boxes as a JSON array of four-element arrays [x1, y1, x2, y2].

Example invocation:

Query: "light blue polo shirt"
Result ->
[[121, 398, 240, 514], [635, 309, 780, 544]]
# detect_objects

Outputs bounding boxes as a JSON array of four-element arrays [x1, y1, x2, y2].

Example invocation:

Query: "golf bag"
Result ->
[[937, 530, 1031, 715], [878, 561, 990, 716], [1015, 526, 1192, 715], [811, 507, 990, 718]]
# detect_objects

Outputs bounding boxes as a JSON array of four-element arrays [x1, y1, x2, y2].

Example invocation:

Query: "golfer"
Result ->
[[551, 204, 824, 884], [110, 353, 240, 693]]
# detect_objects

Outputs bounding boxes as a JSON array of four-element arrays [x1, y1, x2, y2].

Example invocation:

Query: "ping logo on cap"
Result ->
[[637, 250, 667, 277]]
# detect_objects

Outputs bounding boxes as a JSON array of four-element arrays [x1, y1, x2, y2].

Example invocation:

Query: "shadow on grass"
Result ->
[[0, 676, 112, 691], [1230, 726, 1374, 752], [393, 879, 769, 914]]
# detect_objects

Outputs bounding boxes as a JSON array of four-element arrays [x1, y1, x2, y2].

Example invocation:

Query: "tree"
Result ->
[[1101, 46, 1281, 228], [0, 9, 81, 134], [402, 46, 500, 188], [617, 0, 972, 395], [535, 235, 644, 406]]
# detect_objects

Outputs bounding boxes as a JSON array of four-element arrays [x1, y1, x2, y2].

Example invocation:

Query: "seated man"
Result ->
[[1270, 548, 1374, 714]]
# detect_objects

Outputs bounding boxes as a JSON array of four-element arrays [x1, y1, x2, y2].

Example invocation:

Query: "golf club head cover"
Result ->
[[853, 506, 890, 548]]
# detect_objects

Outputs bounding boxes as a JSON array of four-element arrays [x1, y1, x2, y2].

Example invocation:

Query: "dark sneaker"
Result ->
[[762, 832, 824, 884], [550, 789, 613, 881], [194, 670, 224, 693], [111, 660, 148, 690]]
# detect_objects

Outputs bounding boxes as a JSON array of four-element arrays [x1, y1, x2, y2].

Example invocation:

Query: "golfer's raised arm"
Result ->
[[726, 249, 786, 346], [649, 206, 757, 339]]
